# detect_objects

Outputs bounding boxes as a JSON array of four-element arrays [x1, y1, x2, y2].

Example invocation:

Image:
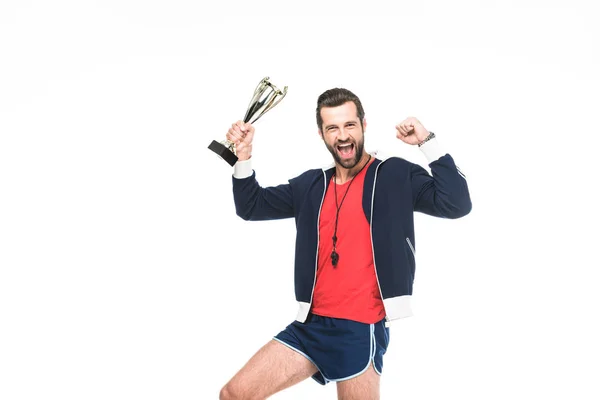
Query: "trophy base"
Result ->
[[208, 140, 238, 166]]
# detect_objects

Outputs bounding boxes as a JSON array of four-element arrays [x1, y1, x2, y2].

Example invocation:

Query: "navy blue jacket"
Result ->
[[232, 147, 471, 324]]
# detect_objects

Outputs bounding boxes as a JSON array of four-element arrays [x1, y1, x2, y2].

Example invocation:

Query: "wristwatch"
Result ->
[[418, 131, 435, 147]]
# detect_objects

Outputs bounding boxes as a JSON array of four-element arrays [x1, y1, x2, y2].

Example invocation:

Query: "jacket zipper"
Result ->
[[406, 237, 416, 257], [308, 170, 328, 306], [369, 160, 388, 323]]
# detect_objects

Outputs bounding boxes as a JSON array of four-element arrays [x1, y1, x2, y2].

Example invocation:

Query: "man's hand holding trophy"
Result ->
[[208, 77, 288, 166]]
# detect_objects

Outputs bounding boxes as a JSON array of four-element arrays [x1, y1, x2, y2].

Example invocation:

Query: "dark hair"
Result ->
[[316, 88, 365, 131]]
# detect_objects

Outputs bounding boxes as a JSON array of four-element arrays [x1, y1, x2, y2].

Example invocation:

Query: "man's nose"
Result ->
[[338, 128, 350, 141]]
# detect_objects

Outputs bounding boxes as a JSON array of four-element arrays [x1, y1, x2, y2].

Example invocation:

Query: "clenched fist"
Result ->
[[226, 121, 255, 161], [395, 117, 430, 146]]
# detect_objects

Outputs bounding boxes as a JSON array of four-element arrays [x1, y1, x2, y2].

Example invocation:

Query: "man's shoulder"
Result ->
[[290, 167, 325, 183], [377, 154, 415, 171], [369, 150, 411, 166]]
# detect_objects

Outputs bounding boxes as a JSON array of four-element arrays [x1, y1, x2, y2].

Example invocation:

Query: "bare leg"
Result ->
[[219, 339, 318, 400], [336, 364, 380, 400]]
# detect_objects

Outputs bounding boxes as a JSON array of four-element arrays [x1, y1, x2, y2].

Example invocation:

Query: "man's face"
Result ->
[[319, 101, 366, 169]]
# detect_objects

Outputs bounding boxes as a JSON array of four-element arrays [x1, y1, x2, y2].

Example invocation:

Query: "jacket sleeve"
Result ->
[[410, 140, 472, 219], [231, 161, 295, 221]]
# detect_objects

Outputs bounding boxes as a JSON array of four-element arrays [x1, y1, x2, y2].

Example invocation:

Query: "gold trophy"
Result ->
[[209, 77, 288, 166]]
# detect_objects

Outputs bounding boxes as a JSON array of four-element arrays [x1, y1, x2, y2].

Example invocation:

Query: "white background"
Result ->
[[1, 0, 599, 399]]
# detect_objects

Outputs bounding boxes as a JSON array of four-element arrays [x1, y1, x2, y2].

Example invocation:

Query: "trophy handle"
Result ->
[[268, 86, 288, 109], [253, 77, 270, 96], [257, 83, 287, 118], [244, 77, 270, 122]]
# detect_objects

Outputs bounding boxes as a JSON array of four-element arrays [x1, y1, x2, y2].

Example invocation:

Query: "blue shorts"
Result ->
[[273, 313, 390, 385]]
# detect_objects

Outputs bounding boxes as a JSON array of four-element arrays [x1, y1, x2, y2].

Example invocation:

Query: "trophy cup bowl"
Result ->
[[209, 77, 288, 166]]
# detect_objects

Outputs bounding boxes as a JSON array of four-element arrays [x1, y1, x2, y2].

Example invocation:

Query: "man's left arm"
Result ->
[[396, 117, 472, 219]]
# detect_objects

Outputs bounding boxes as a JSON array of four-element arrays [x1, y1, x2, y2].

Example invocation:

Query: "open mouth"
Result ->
[[336, 143, 355, 159]]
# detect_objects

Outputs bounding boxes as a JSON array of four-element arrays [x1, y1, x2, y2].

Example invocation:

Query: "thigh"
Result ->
[[336, 364, 380, 400], [220, 339, 318, 400]]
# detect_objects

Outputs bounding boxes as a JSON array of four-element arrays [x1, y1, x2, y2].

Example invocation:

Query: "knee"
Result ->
[[220, 379, 264, 400], [219, 384, 233, 400], [219, 384, 231, 400], [219, 383, 246, 400]]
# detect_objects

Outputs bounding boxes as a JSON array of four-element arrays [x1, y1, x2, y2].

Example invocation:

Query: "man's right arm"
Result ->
[[228, 121, 295, 221]]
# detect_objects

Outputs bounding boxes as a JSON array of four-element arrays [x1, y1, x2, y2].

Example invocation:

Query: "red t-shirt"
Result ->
[[311, 158, 385, 323]]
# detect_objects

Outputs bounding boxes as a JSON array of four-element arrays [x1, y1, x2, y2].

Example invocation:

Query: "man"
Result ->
[[219, 88, 471, 400]]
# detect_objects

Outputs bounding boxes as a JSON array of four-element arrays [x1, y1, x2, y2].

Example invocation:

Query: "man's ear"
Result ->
[[318, 129, 323, 139], [362, 118, 367, 132]]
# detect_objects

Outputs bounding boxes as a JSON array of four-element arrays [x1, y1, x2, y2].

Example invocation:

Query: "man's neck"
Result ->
[[334, 152, 370, 184]]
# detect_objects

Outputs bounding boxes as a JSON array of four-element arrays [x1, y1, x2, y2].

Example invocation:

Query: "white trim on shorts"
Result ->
[[372, 322, 382, 375]]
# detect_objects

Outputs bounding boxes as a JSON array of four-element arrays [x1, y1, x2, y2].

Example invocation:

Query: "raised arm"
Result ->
[[395, 117, 472, 219], [227, 121, 295, 221]]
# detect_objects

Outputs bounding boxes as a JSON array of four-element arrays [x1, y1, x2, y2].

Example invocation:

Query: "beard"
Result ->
[[324, 136, 365, 169]]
